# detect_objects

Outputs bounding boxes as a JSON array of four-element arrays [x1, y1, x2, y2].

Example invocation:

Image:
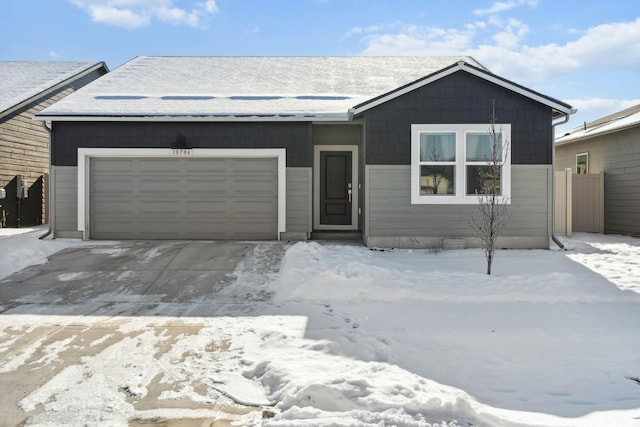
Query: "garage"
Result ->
[[88, 156, 279, 240]]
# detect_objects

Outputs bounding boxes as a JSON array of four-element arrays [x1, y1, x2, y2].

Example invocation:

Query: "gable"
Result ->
[[363, 70, 554, 165], [352, 61, 573, 119]]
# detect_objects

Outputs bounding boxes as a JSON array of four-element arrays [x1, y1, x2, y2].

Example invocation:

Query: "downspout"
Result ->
[[550, 110, 574, 249], [39, 121, 54, 240]]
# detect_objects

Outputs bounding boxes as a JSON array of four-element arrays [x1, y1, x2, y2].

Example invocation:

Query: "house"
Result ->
[[0, 61, 108, 227], [35, 56, 573, 248], [555, 103, 640, 236]]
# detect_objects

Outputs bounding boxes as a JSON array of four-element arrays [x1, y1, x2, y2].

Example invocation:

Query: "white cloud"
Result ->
[[48, 51, 60, 58], [358, 24, 477, 56], [471, 17, 640, 82], [355, 16, 640, 84], [69, 0, 218, 29], [473, 0, 538, 16]]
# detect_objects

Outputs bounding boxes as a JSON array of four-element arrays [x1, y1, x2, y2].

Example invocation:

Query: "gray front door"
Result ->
[[320, 151, 352, 226]]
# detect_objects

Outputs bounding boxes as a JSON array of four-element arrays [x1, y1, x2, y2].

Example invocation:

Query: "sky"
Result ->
[[2, 0, 640, 134]]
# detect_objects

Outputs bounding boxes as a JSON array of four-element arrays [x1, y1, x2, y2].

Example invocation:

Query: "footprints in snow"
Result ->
[[322, 304, 360, 329]]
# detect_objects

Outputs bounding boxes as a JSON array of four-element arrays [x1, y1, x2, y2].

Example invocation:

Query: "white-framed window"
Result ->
[[411, 124, 511, 204], [576, 152, 588, 174]]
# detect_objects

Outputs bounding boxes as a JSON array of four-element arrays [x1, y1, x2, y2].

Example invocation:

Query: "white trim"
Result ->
[[576, 152, 589, 174], [77, 148, 286, 239], [351, 62, 573, 116], [313, 145, 359, 230], [36, 114, 350, 122], [410, 124, 511, 205]]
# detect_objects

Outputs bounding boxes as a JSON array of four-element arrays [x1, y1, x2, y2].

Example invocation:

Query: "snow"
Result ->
[[0, 230, 639, 426], [0, 61, 102, 115], [0, 226, 112, 281], [36, 56, 482, 118]]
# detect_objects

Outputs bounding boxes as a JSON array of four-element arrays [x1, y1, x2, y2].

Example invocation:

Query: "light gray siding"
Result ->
[[365, 165, 551, 248], [285, 167, 312, 237], [89, 157, 278, 240], [556, 127, 640, 235], [52, 166, 81, 238]]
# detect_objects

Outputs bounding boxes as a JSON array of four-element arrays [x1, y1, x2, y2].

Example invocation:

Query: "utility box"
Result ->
[[17, 175, 28, 199]]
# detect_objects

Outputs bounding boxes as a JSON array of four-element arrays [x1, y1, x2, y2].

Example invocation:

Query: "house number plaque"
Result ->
[[171, 148, 193, 156]]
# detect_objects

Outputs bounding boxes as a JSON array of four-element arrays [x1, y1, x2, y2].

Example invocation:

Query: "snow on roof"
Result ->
[[556, 103, 640, 145], [37, 56, 485, 120], [0, 61, 104, 116]]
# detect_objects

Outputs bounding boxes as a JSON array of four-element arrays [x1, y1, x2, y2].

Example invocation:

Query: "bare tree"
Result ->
[[470, 101, 510, 275]]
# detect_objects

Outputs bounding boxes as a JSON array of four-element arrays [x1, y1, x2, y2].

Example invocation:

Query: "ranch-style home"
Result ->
[[36, 56, 573, 248]]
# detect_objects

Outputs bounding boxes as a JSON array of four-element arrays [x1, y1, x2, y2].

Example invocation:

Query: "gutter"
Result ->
[[550, 109, 576, 250], [39, 121, 54, 240]]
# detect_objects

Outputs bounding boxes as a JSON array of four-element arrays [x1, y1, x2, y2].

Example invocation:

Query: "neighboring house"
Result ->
[[0, 61, 108, 227], [36, 56, 573, 248], [555, 104, 640, 235]]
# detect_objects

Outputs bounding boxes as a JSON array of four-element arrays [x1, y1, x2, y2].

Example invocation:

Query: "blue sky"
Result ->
[[2, 0, 640, 133]]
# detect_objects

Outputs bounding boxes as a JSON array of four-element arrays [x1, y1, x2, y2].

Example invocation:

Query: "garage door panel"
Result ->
[[90, 157, 278, 239]]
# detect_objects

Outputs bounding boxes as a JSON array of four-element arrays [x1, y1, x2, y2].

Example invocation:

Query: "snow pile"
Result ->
[[0, 226, 108, 281], [1, 233, 639, 426]]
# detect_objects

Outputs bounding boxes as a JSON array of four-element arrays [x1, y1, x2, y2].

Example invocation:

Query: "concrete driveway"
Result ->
[[0, 240, 285, 426]]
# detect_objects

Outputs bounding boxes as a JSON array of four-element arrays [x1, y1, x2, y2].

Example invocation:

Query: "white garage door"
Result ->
[[89, 157, 278, 239]]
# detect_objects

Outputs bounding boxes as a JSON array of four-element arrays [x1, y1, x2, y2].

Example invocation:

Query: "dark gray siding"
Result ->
[[52, 121, 312, 167], [362, 70, 553, 165], [555, 126, 640, 235]]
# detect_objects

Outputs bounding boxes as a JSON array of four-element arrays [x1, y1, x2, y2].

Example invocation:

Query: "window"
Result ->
[[576, 152, 588, 174], [411, 124, 511, 204]]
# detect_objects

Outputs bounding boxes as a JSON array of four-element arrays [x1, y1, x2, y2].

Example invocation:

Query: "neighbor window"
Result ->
[[411, 124, 511, 204], [576, 152, 588, 174]]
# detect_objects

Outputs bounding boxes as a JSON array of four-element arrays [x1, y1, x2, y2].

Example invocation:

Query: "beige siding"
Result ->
[[53, 166, 79, 237], [556, 126, 640, 234], [0, 68, 106, 223], [365, 165, 550, 248], [286, 167, 312, 233]]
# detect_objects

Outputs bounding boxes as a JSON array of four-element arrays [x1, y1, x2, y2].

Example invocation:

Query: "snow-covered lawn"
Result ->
[[0, 230, 639, 426]]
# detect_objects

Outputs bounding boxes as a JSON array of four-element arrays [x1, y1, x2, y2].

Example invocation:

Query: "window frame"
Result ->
[[411, 124, 511, 205], [576, 152, 589, 174]]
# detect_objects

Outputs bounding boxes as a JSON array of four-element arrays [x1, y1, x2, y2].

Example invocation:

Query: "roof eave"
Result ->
[[1, 62, 108, 121], [34, 112, 351, 122], [556, 121, 640, 146]]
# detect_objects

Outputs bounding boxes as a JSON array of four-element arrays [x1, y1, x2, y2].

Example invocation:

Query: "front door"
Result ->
[[320, 151, 352, 225]]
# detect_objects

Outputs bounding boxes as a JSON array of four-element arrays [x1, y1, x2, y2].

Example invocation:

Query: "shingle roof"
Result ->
[[556, 103, 640, 145], [0, 61, 105, 117], [36, 56, 485, 120]]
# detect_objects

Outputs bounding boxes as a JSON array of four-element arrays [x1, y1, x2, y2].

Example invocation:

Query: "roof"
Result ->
[[0, 61, 107, 118], [36, 56, 485, 121], [556, 103, 640, 145], [35, 56, 572, 122]]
